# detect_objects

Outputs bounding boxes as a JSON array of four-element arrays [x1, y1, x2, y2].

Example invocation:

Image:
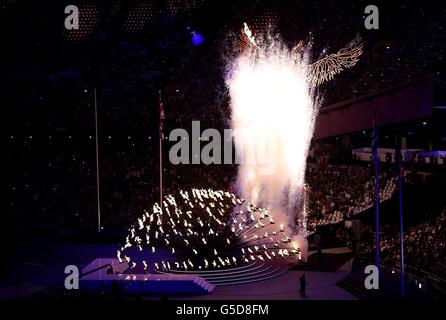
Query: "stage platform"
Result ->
[[80, 258, 215, 295], [0, 238, 357, 300], [156, 262, 291, 286]]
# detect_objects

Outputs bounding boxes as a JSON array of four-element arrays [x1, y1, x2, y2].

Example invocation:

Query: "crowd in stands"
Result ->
[[305, 163, 396, 232], [317, 3, 446, 105], [4, 1, 444, 136], [360, 209, 446, 278], [17, 132, 400, 234], [18, 134, 238, 230]]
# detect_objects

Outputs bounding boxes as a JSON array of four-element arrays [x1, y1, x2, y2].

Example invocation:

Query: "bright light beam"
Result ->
[[226, 25, 320, 259]]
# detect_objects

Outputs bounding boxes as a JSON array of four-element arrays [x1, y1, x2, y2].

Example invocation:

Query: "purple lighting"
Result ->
[[191, 31, 204, 46]]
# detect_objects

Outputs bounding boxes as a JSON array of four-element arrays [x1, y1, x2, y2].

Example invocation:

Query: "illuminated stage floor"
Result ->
[[0, 238, 356, 300], [174, 269, 356, 300], [167, 248, 356, 300]]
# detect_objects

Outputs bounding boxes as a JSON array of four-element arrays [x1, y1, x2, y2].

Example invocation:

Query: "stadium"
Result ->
[[1, 0, 446, 304]]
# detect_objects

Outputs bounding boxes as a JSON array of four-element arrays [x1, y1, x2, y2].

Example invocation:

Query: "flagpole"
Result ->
[[94, 88, 101, 233], [373, 109, 380, 270], [159, 90, 163, 213], [396, 123, 406, 297]]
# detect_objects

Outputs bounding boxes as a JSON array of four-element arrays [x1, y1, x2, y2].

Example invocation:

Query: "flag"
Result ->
[[159, 99, 165, 140]]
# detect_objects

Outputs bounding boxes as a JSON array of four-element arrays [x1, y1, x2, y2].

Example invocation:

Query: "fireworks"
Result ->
[[238, 23, 363, 87], [117, 188, 301, 272], [307, 35, 363, 86], [226, 24, 362, 258], [227, 23, 316, 257]]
